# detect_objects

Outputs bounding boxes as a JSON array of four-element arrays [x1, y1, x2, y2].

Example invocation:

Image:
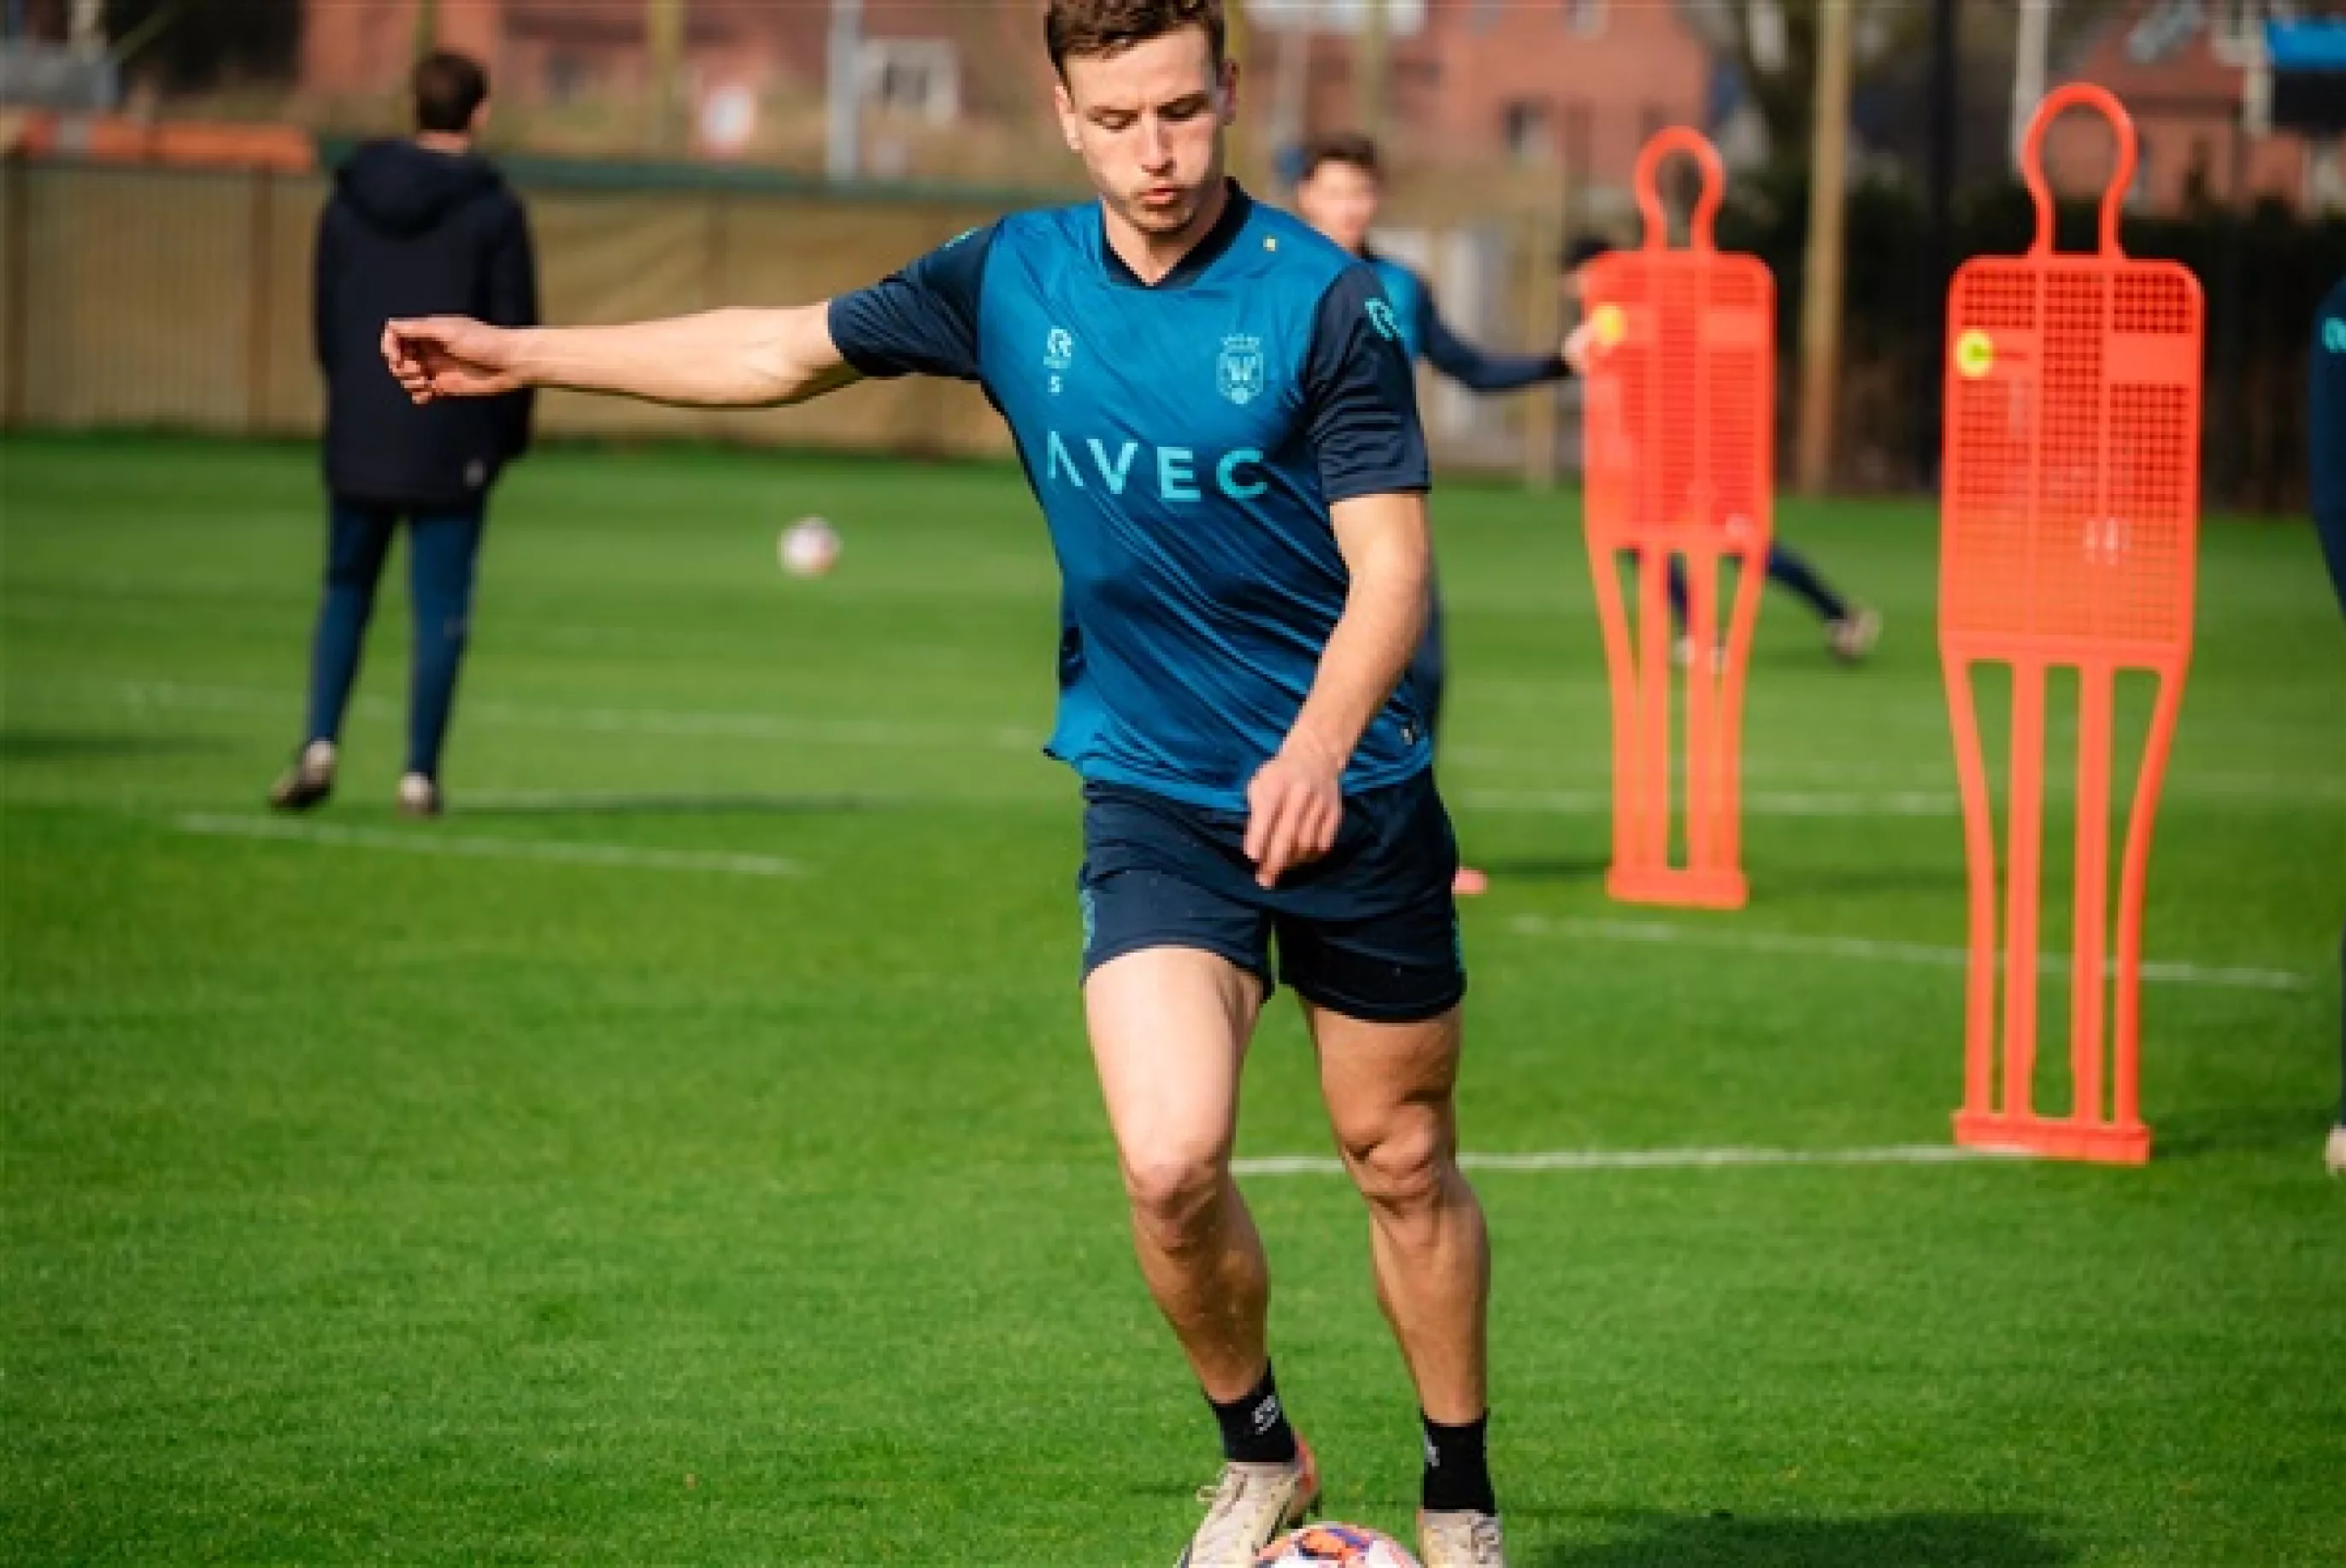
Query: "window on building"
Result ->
[[1502, 99, 1554, 164], [2125, 0, 2200, 63], [546, 51, 588, 105], [2310, 141, 2346, 214], [859, 38, 958, 126], [2213, 0, 2298, 64], [2128, 141, 2157, 210], [1250, 0, 1428, 34]]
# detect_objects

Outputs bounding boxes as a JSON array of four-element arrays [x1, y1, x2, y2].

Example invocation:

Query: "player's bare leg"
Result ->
[[1309, 1001, 1504, 1568], [1085, 947, 1318, 1565]]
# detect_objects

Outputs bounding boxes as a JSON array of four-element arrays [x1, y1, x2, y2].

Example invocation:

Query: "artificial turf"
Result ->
[[4, 433, 2342, 1565]]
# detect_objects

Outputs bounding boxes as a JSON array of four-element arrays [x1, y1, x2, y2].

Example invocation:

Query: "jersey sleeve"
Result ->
[[826, 222, 997, 383], [2311, 276, 2346, 620], [1420, 288, 1571, 392], [1302, 263, 1432, 503]]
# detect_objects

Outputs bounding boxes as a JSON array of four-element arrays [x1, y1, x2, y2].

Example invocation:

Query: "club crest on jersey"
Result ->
[[1044, 326, 1075, 372], [1217, 334, 1267, 406]]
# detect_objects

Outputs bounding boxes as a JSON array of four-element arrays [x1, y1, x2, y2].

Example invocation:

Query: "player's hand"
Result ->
[[1561, 321, 1600, 377], [382, 316, 526, 403], [1245, 737, 1344, 890]]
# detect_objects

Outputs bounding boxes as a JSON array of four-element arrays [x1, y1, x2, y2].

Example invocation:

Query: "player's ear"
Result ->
[[1216, 57, 1240, 126], [1053, 79, 1083, 153]]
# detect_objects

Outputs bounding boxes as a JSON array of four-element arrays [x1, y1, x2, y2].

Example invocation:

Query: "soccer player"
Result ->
[[1291, 132, 1593, 898], [380, 3, 1508, 1563], [1560, 238, 1880, 668], [2310, 272, 2346, 1177], [270, 50, 538, 819]]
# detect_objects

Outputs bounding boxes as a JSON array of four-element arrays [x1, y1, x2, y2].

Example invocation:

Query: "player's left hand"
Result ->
[[1246, 739, 1344, 890], [1562, 321, 1600, 377]]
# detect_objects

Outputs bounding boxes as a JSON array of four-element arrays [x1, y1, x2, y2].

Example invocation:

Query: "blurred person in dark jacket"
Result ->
[[1291, 132, 1592, 897], [271, 50, 537, 818], [2312, 273, 2346, 1177]]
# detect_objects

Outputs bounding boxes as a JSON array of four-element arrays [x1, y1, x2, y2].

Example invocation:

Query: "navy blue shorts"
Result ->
[[1077, 771, 1466, 1025]]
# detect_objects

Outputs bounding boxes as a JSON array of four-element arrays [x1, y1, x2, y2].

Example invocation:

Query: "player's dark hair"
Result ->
[[1563, 236, 1617, 273], [412, 50, 490, 135], [1046, 0, 1225, 75], [1299, 132, 1382, 182]]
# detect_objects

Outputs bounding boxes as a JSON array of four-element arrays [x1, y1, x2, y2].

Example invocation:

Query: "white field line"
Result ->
[[16, 677, 2343, 807], [175, 813, 803, 878], [91, 679, 1039, 752], [1510, 914, 2314, 994], [1235, 1144, 2031, 1177], [1455, 787, 1959, 818]]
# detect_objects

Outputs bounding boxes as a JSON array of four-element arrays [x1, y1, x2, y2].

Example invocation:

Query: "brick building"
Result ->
[[300, 0, 1714, 197], [1261, 0, 1711, 198], [2048, 0, 2337, 214]]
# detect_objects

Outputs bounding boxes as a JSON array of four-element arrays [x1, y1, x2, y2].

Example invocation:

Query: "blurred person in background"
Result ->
[[1291, 132, 1592, 897], [2310, 272, 2346, 1177], [270, 49, 538, 818], [1560, 238, 1879, 670]]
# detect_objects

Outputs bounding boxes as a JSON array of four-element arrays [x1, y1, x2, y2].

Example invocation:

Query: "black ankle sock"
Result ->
[[1421, 1411, 1496, 1514], [1208, 1363, 1298, 1465]]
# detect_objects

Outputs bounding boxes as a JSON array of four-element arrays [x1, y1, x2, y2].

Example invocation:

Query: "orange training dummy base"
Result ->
[[1581, 128, 1773, 910], [1941, 85, 2203, 1165]]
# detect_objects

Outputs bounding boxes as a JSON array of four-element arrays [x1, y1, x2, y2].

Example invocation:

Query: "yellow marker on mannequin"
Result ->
[[1955, 329, 1996, 379]]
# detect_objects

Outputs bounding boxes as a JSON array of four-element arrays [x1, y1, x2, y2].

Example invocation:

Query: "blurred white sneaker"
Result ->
[[1673, 636, 1726, 672], [1827, 607, 1881, 663], [397, 772, 443, 818], [268, 739, 337, 813]]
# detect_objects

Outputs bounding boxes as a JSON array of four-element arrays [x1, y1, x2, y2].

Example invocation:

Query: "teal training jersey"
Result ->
[[831, 184, 1434, 811]]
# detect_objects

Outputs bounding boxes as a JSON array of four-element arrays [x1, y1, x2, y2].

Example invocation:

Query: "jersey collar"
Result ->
[[1097, 179, 1254, 291]]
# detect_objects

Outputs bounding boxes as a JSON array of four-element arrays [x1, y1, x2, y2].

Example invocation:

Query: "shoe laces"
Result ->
[[1426, 1512, 1506, 1566], [1189, 1464, 1284, 1565]]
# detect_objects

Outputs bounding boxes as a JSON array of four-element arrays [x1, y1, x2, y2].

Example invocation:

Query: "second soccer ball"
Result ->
[[779, 516, 842, 578]]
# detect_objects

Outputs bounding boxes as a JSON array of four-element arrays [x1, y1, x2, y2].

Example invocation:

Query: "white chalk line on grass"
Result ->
[[1511, 914, 2313, 994], [1455, 787, 1961, 818], [1235, 1144, 2030, 1177], [176, 813, 803, 878], [93, 678, 1040, 753], [20, 677, 2344, 807]]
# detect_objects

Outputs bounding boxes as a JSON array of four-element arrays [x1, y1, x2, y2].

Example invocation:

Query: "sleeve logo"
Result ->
[[1365, 298, 1402, 343]]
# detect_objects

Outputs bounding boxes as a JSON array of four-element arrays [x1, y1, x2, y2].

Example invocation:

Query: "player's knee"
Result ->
[[1342, 1116, 1451, 1213], [416, 601, 472, 654], [1120, 1147, 1226, 1248], [326, 555, 379, 592]]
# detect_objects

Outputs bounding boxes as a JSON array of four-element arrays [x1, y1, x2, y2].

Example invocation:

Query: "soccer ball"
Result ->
[[1255, 1524, 1422, 1567], [779, 515, 841, 578]]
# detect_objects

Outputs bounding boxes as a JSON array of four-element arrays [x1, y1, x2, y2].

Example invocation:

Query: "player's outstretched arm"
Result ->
[[1421, 298, 1575, 395], [382, 305, 860, 410], [1246, 490, 1432, 888]]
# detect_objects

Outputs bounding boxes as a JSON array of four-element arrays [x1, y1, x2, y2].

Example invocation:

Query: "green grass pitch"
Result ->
[[4, 433, 2343, 1565]]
